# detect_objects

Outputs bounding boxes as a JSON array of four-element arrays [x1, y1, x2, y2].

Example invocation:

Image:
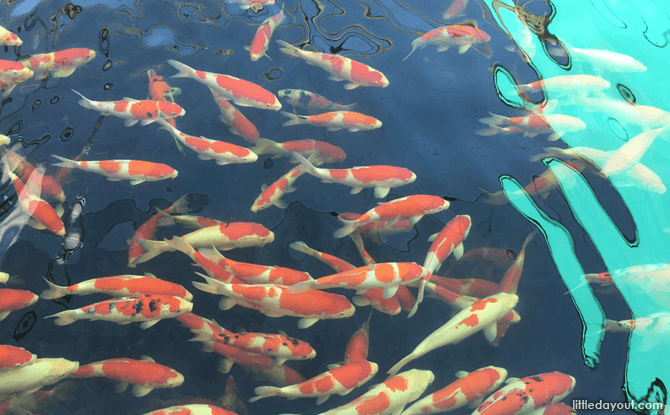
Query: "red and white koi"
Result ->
[[339, 212, 415, 244], [293, 152, 416, 198], [156, 119, 257, 165], [401, 366, 508, 415], [168, 60, 281, 110], [251, 138, 346, 165], [344, 312, 372, 364], [278, 40, 389, 90], [20, 48, 96, 80], [52, 155, 178, 185], [4, 149, 66, 202], [472, 372, 576, 415], [72, 90, 185, 126], [315, 369, 435, 415], [0, 60, 32, 96], [0, 345, 36, 373], [140, 404, 239, 415], [157, 214, 227, 229], [0, 26, 21, 46], [476, 112, 586, 140], [0, 289, 39, 321], [279, 89, 357, 113], [281, 111, 382, 132], [0, 358, 79, 401], [226, 0, 274, 12], [388, 293, 519, 375], [40, 274, 193, 301], [2, 164, 66, 236], [148, 69, 181, 128], [334, 195, 449, 238], [250, 360, 378, 404], [247, 9, 285, 61], [252, 166, 304, 212], [210, 89, 260, 142], [567, 46, 647, 72], [71, 356, 184, 397], [192, 277, 355, 329], [404, 25, 491, 61], [45, 295, 193, 329], [221, 376, 246, 414]]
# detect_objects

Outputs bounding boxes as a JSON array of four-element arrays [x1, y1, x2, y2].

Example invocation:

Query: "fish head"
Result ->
[[262, 230, 275, 244], [4, 32, 22, 46], [267, 98, 282, 111], [160, 101, 186, 118], [404, 369, 435, 399], [496, 292, 519, 312], [377, 73, 390, 87], [244, 151, 259, 163], [42, 358, 80, 384], [167, 369, 186, 388], [176, 298, 194, 314]]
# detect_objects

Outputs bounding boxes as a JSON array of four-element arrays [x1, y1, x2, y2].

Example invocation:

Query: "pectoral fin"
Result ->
[[482, 323, 498, 343]]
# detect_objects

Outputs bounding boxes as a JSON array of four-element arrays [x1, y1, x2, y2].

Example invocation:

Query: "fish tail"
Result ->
[[46, 310, 77, 326], [290, 151, 319, 176], [478, 112, 508, 127], [474, 124, 504, 136], [166, 236, 197, 262], [402, 39, 421, 61], [341, 102, 358, 111], [71, 89, 96, 110], [51, 154, 80, 170], [249, 386, 280, 403], [281, 111, 306, 127], [40, 277, 69, 299], [387, 354, 413, 376], [288, 241, 318, 257], [333, 217, 359, 239], [250, 137, 278, 155], [276, 40, 300, 57], [135, 238, 173, 263], [188, 329, 214, 343], [284, 280, 314, 293], [167, 59, 194, 79], [167, 194, 190, 215], [192, 272, 226, 295]]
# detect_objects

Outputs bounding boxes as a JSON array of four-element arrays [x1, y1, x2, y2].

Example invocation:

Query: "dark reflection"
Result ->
[[50, 95, 60, 104], [104, 83, 113, 90], [13, 311, 37, 341], [31, 99, 41, 112], [60, 126, 75, 142], [617, 83, 636, 104], [262, 67, 283, 81]]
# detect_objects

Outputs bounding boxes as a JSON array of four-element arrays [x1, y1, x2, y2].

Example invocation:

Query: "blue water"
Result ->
[[0, 0, 664, 414]]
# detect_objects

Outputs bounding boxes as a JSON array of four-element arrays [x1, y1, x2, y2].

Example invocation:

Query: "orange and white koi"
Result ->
[[20, 48, 96, 80], [247, 9, 285, 61], [339, 212, 415, 244], [220, 376, 247, 414], [476, 112, 586, 140], [128, 194, 189, 268], [473, 372, 576, 415], [344, 312, 372, 364], [404, 25, 491, 61], [401, 366, 508, 415], [0, 60, 32, 96], [517, 75, 610, 98], [443, 0, 469, 19], [0, 26, 21, 46], [0, 345, 36, 373], [430, 276, 499, 298], [0, 358, 79, 401], [334, 195, 449, 238], [567, 46, 647, 72], [0, 289, 39, 321], [252, 166, 304, 212], [168, 60, 281, 110], [250, 360, 378, 404], [226, 0, 274, 12], [167, 237, 247, 284], [193, 277, 355, 329], [278, 40, 389, 90], [4, 149, 66, 202], [601, 126, 670, 178], [148, 69, 180, 128], [40, 274, 193, 301], [251, 138, 346, 165], [157, 214, 227, 229], [71, 356, 184, 397], [281, 111, 382, 132], [388, 293, 519, 375], [45, 295, 193, 329], [293, 152, 416, 198], [2, 164, 66, 236], [52, 155, 178, 185], [279, 89, 357, 113], [140, 404, 239, 415], [156, 119, 257, 165], [72, 90, 185, 126], [314, 369, 435, 415], [210, 89, 260, 142]]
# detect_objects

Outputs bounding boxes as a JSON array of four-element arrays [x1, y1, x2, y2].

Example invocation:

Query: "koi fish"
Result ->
[[52, 155, 178, 185], [20, 48, 96, 80], [0, 381, 76, 415], [70, 356, 184, 397], [334, 195, 449, 238], [226, 0, 274, 12], [0, 60, 33, 96], [0, 345, 36, 373], [156, 119, 258, 165], [157, 214, 227, 229], [0, 26, 21, 46], [128, 194, 190, 268], [210, 89, 260, 142], [289, 240, 356, 273], [168, 60, 281, 110], [45, 295, 193, 329], [0, 358, 79, 401], [476, 112, 586, 140], [404, 25, 491, 61], [140, 404, 239, 415], [2, 163, 66, 236], [339, 212, 415, 244], [148, 69, 181, 128], [246, 9, 285, 61], [601, 126, 670, 178], [517, 75, 610, 98], [167, 237, 247, 284], [220, 376, 248, 415], [281, 111, 382, 132], [277, 40, 389, 90], [388, 293, 519, 375], [567, 46, 647, 72], [72, 90, 185, 126], [292, 152, 416, 198], [137, 222, 274, 263], [192, 277, 355, 329], [250, 360, 378, 405], [401, 366, 508, 415], [344, 312, 372, 364], [40, 274, 193, 301], [279, 89, 357, 113], [314, 369, 435, 415], [472, 372, 576, 415], [204, 340, 274, 373], [251, 138, 346, 165], [252, 166, 304, 212], [443, 0, 468, 19], [175, 312, 228, 338], [4, 149, 66, 202]]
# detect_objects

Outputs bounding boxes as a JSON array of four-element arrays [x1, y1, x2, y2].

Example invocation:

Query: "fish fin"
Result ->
[[140, 119, 156, 126], [352, 295, 370, 307], [482, 323, 498, 343], [192, 275, 223, 295], [140, 355, 156, 362], [244, 46, 250, 51], [45, 310, 76, 326], [297, 317, 319, 329], [135, 238, 172, 263], [316, 395, 330, 405], [260, 184, 268, 192], [374, 187, 390, 198], [458, 44, 471, 54], [140, 319, 161, 329], [288, 241, 315, 256], [1, 84, 17, 97], [454, 243, 464, 260], [403, 41, 420, 61], [188, 330, 213, 343], [219, 297, 237, 310], [28, 217, 47, 230], [328, 74, 344, 82], [327, 363, 341, 370], [249, 137, 278, 155], [350, 187, 363, 194], [132, 385, 154, 397], [124, 119, 140, 127], [284, 186, 298, 193], [382, 285, 399, 299], [387, 354, 413, 376], [326, 126, 343, 131], [167, 59, 194, 78], [40, 277, 68, 299], [274, 357, 287, 366], [505, 377, 520, 384], [427, 233, 438, 242], [291, 151, 320, 177], [468, 396, 485, 409], [333, 217, 359, 239], [343, 83, 359, 90], [347, 127, 361, 132], [129, 180, 146, 185], [436, 45, 450, 52], [114, 381, 129, 394], [52, 67, 77, 78], [51, 154, 79, 169], [455, 370, 469, 378], [273, 199, 288, 209], [408, 215, 424, 225], [547, 133, 561, 141], [250, 386, 279, 402], [281, 111, 306, 127], [219, 358, 235, 374], [0, 311, 10, 321]]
